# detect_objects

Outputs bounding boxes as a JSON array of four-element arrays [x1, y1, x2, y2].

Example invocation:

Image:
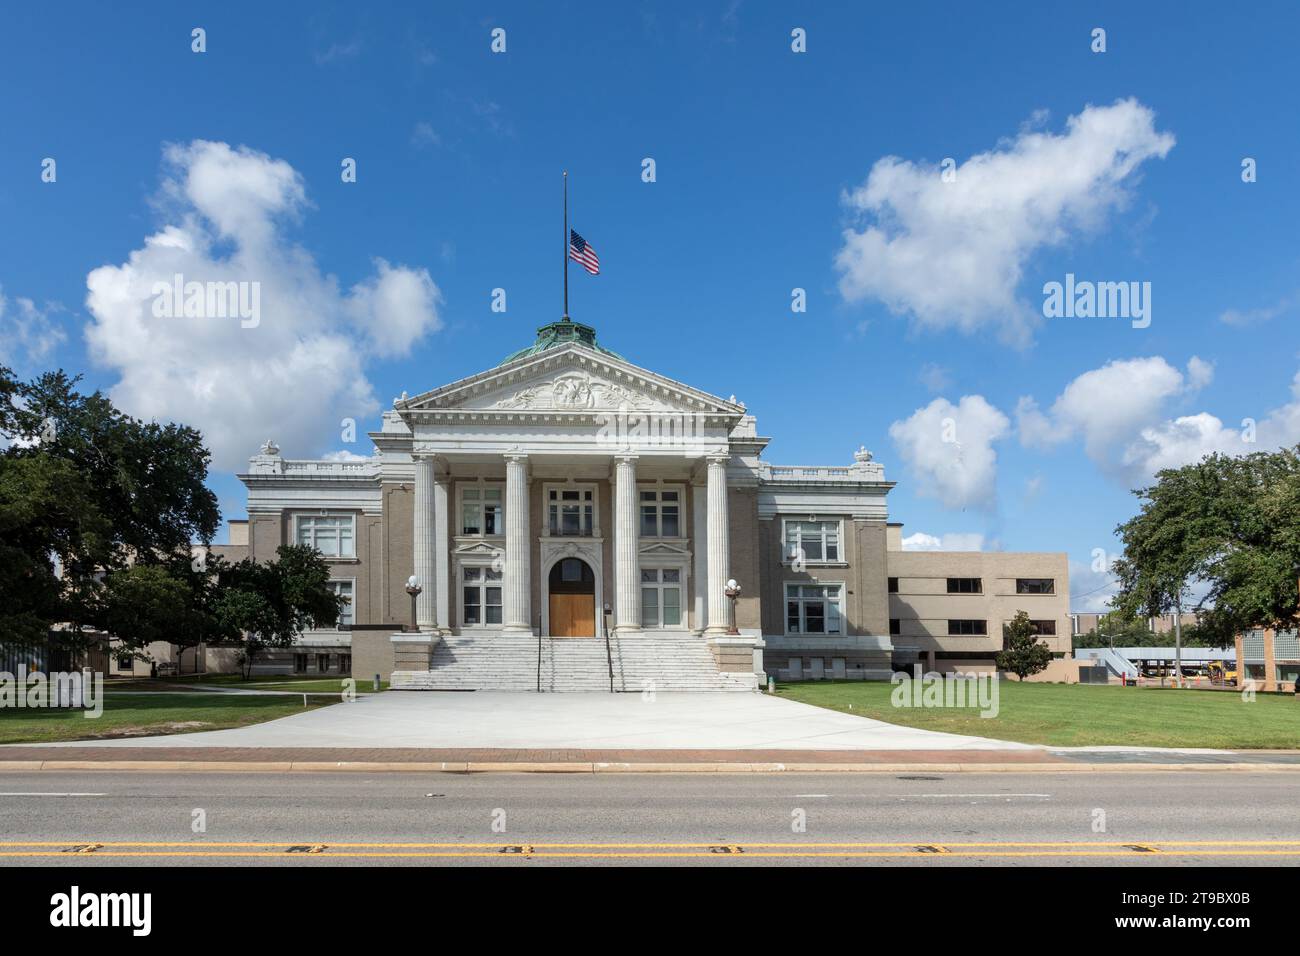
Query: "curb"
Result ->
[[2, 760, 1298, 774]]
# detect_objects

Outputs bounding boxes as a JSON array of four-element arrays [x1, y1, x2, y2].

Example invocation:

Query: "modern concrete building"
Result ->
[[1235, 629, 1300, 692], [230, 318, 1070, 690], [884, 524, 1071, 674]]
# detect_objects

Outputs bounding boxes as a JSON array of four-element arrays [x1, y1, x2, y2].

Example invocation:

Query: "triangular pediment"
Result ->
[[398, 344, 745, 418]]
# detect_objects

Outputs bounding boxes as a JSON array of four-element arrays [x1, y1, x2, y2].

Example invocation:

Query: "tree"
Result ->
[[1112, 447, 1300, 672], [997, 610, 1053, 680], [215, 545, 346, 678], [1111, 458, 1226, 686], [0, 366, 220, 651]]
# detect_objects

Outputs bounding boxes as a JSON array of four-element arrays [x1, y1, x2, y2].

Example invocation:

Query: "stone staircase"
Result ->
[[390, 631, 757, 692]]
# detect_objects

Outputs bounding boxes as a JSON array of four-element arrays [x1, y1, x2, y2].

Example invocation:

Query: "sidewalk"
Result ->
[[2, 745, 1298, 773]]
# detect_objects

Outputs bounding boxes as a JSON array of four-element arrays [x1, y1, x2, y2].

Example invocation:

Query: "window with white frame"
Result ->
[[296, 514, 355, 557], [326, 580, 353, 629], [462, 566, 503, 625], [547, 485, 596, 536], [639, 488, 682, 537], [783, 519, 840, 563], [785, 583, 844, 635], [640, 568, 683, 628], [461, 485, 503, 536]]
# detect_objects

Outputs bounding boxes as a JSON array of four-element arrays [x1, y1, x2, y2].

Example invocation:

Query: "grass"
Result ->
[[0, 693, 339, 745], [775, 680, 1300, 749], [107, 674, 388, 694]]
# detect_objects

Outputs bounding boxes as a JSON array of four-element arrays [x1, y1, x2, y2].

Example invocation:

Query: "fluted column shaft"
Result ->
[[692, 479, 708, 633], [502, 454, 531, 633], [412, 455, 437, 630], [433, 465, 451, 633], [705, 454, 731, 635], [614, 455, 640, 632]]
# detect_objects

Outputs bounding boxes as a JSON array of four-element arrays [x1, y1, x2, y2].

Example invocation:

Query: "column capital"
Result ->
[[503, 450, 529, 465], [706, 452, 731, 467]]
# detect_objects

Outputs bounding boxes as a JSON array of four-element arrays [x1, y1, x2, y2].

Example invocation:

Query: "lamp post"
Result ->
[[405, 575, 423, 632], [724, 579, 742, 636]]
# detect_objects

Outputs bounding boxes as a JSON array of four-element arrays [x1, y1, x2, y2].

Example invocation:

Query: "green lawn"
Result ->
[[776, 680, 1300, 749], [108, 674, 387, 694], [0, 693, 339, 745]]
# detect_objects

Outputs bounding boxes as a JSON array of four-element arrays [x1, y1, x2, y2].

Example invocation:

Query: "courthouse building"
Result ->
[[231, 318, 1070, 690]]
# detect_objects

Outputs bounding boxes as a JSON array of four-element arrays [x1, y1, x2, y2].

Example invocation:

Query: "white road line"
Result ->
[[912, 793, 1051, 798], [0, 792, 107, 797]]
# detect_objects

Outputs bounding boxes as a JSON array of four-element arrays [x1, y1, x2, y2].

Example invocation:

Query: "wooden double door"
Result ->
[[548, 557, 597, 637]]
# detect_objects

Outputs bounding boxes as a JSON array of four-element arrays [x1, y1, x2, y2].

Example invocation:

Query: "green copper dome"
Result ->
[[498, 318, 625, 366]]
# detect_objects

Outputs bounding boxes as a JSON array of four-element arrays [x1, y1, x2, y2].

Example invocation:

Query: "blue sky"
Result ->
[[2, 2, 1297, 610]]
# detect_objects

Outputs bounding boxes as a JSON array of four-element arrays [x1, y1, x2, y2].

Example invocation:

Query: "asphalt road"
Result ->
[[0, 770, 1296, 866]]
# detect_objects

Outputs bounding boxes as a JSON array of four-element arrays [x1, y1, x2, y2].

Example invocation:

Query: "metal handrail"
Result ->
[[536, 624, 543, 693], [604, 614, 615, 693]]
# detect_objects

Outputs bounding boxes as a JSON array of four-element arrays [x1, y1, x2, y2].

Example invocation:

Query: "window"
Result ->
[[785, 584, 844, 635], [946, 577, 982, 594], [316, 653, 331, 672], [888, 577, 899, 593], [640, 568, 683, 627], [548, 487, 594, 536], [461, 486, 503, 536], [948, 619, 988, 636], [1016, 578, 1056, 595], [294, 653, 308, 673], [889, 618, 900, 635], [326, 580, 353, 629], [339, 653, 352, 673], [639, 489, 681, 537], [1029, 619, 1057, 636], [296, 514, 355, 557], [462, 566, 503, 625], [116, 654, 133, 671], [784, 519, 840, 563]]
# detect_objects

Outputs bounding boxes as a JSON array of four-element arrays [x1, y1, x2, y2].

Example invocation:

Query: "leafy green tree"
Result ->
[[215, 545, 346, 678], [997, 610, 1053, 680], [0, 366, 219, 651], [1111, 458, 1226, 686]]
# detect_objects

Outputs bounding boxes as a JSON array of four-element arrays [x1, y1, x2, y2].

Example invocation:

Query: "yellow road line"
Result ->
[[1, 839, 1299, 848]]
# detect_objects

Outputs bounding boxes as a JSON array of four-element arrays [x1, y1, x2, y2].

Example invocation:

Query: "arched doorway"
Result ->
[[548, 558, 596, 637]]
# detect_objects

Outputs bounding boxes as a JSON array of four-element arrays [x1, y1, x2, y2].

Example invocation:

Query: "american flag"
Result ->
[[569, 229, 600, 275]]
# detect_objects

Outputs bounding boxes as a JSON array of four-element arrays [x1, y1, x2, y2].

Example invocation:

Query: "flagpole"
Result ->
[[562, 170, 569, 322]]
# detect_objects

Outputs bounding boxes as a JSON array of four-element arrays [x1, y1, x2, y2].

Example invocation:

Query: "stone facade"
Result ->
[[233, 319, 1069, 687]]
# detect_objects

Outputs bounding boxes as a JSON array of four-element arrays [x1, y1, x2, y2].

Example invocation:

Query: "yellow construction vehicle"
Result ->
[[1207, 661, 1238, 686]]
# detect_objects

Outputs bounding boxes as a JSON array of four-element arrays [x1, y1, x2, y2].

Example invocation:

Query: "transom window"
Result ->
[[461, 486, 503, 536], [785, 583, 843, 635], [296, 514, 355, 557], [326, 580, 353, 629], [946, 577, 983, 594], [548, 487, 595, 536], [784, 520, 840, 563], [640, 568, 682, 628], [639, 489, 681, 537], [1016, 578, 1056, 595]]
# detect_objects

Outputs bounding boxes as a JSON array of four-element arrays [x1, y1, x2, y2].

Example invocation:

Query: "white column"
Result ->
[[433, 462, 451, 633], [692, 479, 708, 634], [412, 455, 437, 630], [502, 453, 532, 633], [705, 454, 731, 636], [614, 454, 640, 633]]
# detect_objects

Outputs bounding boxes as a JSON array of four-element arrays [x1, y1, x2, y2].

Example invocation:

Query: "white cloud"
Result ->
[[902, 531, 986, 551], [888, 395, 1010, 511], [411, 121, 441, 149], [918, 362, 950, 394], [1018, 355, 1300, 484], [322, 449, 370, 462], [0, 288, 65, 370], [1219, 292, 1295, 327], [1068, 557, 1120, 613], [834, 98, 1174, 345], [84, 140, 441, 472]]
